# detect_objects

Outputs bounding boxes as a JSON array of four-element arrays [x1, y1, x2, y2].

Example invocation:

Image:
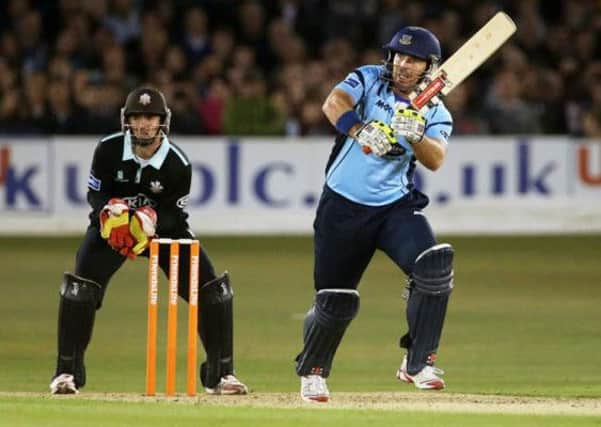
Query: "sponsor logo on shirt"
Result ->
[[176, 195, 189, 209], [344, 78, 360, 88], [376, 100, 393, 115], [123, 194, 157, 208]]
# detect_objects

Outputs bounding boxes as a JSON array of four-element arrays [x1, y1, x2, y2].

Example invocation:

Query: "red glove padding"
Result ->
[[129, 206, 158, 256], [99, 198, 134, 255], [117, 244, 137, 260]]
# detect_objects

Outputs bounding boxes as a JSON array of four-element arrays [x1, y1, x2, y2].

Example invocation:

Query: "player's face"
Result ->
[[128, 114, 162, 139], [392, 53, 428, 94]]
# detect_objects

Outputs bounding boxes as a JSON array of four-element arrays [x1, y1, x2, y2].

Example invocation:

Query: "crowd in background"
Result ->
[[0, 0, 600, 137]]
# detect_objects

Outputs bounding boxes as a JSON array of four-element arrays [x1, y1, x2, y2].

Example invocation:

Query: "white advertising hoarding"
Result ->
[[0, 136, 599, 234]]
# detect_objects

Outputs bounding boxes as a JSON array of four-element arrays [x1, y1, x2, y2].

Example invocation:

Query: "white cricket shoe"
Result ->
[[205, 374, 248, 395], [396, 355, 445, 390], [50, 373, 79, 395], [300, 375, 330, 403]]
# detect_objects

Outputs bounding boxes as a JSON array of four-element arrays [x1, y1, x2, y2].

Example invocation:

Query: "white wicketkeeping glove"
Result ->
[[391, 108, 426, 144], [355, 120, 398, 156]]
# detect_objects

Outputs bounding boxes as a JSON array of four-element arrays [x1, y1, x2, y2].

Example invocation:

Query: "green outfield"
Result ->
[[1, 235, 600, 426]]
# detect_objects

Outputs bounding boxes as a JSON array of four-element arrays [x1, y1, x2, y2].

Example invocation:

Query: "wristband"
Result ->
[[335, 110, 362, 135]]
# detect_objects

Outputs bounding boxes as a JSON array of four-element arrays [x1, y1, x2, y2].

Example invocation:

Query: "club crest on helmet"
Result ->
[[399, 34, 413, 45], [139, 93, 152, 105]]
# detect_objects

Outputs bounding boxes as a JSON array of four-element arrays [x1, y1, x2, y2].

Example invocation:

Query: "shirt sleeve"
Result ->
[[334, 68, 368, 105], [86, 141, 114, 223], [155, 164, 191, 236], [425, 104, 453, 145]]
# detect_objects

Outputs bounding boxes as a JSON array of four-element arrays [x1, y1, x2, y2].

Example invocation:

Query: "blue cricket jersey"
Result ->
[[326, 65, 453, 206]]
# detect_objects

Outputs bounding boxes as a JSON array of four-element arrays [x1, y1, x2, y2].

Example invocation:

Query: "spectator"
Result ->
[[579, 64, 601, 137], [514, 0, 547, 63], [103, 0, 141, 45], [181, 7, 211, 67], [236, 1, 271, 71], [2, 0, 31, 32], [321, 38, 356, 80], [266, 17, 294, 70], [444, 83, 489, 135], [135, 23, 169, 80], [193, 53, 224, 92], [0, 61, 27, 134], [23, 70, 48, 132], [582, 106, 601, 138], [377, 0, 405, 45], [168, 83, 204, 135], [210, 28, 235, 63], [17, 10, 47, 73], [45, 78, 87, 134], [0, 31, 22, 67], [101, 44, 132, 88], [484, 69, 542, 134], [299, 94, 331, 135], [522, 67, 567, 134], [79, 83, 122, 133], [324, 0, 378, 46], [223, 69, 284, 135], [270, 87, 300, 135], [48, 57, 74, 82], [164, 46, 188, 81], [81, 0, 108, 25], [289, 0, 326, 54], [198, 77, 230, 134]]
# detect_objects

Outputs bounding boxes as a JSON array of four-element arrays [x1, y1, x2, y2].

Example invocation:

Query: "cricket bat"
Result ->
[[363, 11, 516, 153]]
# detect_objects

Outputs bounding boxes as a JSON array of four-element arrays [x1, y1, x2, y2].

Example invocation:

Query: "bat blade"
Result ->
[[410, 11, 517, 112]]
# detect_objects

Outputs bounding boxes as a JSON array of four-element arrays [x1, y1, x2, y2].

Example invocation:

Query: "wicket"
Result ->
[[146, 238, 200, 397]]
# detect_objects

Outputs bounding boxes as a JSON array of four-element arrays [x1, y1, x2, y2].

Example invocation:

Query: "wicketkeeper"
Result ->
[[50, 86, 248, 395]]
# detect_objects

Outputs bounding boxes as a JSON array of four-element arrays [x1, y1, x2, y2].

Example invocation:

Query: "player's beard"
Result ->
[[392, 69, 421, 96]]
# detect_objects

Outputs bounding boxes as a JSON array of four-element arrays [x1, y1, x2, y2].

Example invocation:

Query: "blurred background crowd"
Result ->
[[0, 0, 600, 137]]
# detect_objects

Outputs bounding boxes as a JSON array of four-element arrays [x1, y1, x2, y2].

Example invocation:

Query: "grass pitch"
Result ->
[[0, 235, 600, 426]]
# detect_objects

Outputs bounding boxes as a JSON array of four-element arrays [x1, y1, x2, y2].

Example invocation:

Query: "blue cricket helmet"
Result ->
[[384, 26, 441, 65]]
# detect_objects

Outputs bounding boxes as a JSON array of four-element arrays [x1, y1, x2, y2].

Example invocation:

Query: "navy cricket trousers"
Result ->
[[313, 186, 437, 291]]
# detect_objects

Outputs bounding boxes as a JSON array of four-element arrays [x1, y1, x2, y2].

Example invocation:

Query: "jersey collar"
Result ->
[[123, 131, 171, 169], [394, 93, 410, 104], [385, 79, 411, 105]]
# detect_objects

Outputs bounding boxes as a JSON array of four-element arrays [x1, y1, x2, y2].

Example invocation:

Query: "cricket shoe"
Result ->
[[396, 355, 445, 390], [300, 375, 330, 403], [205, 374, 249, 395], [50, 373, 79, 395]]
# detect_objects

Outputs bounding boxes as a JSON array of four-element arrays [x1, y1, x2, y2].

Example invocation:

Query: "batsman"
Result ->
[[295, 26, 455, 402], [50, 86, 248, 395]]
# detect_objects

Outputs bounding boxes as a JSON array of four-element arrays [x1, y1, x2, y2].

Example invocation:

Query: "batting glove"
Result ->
[[391, 108, 426, 144], [356, 120, 398, 156], [99, 198, 133, 250], [129, 206, 158, 256]]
